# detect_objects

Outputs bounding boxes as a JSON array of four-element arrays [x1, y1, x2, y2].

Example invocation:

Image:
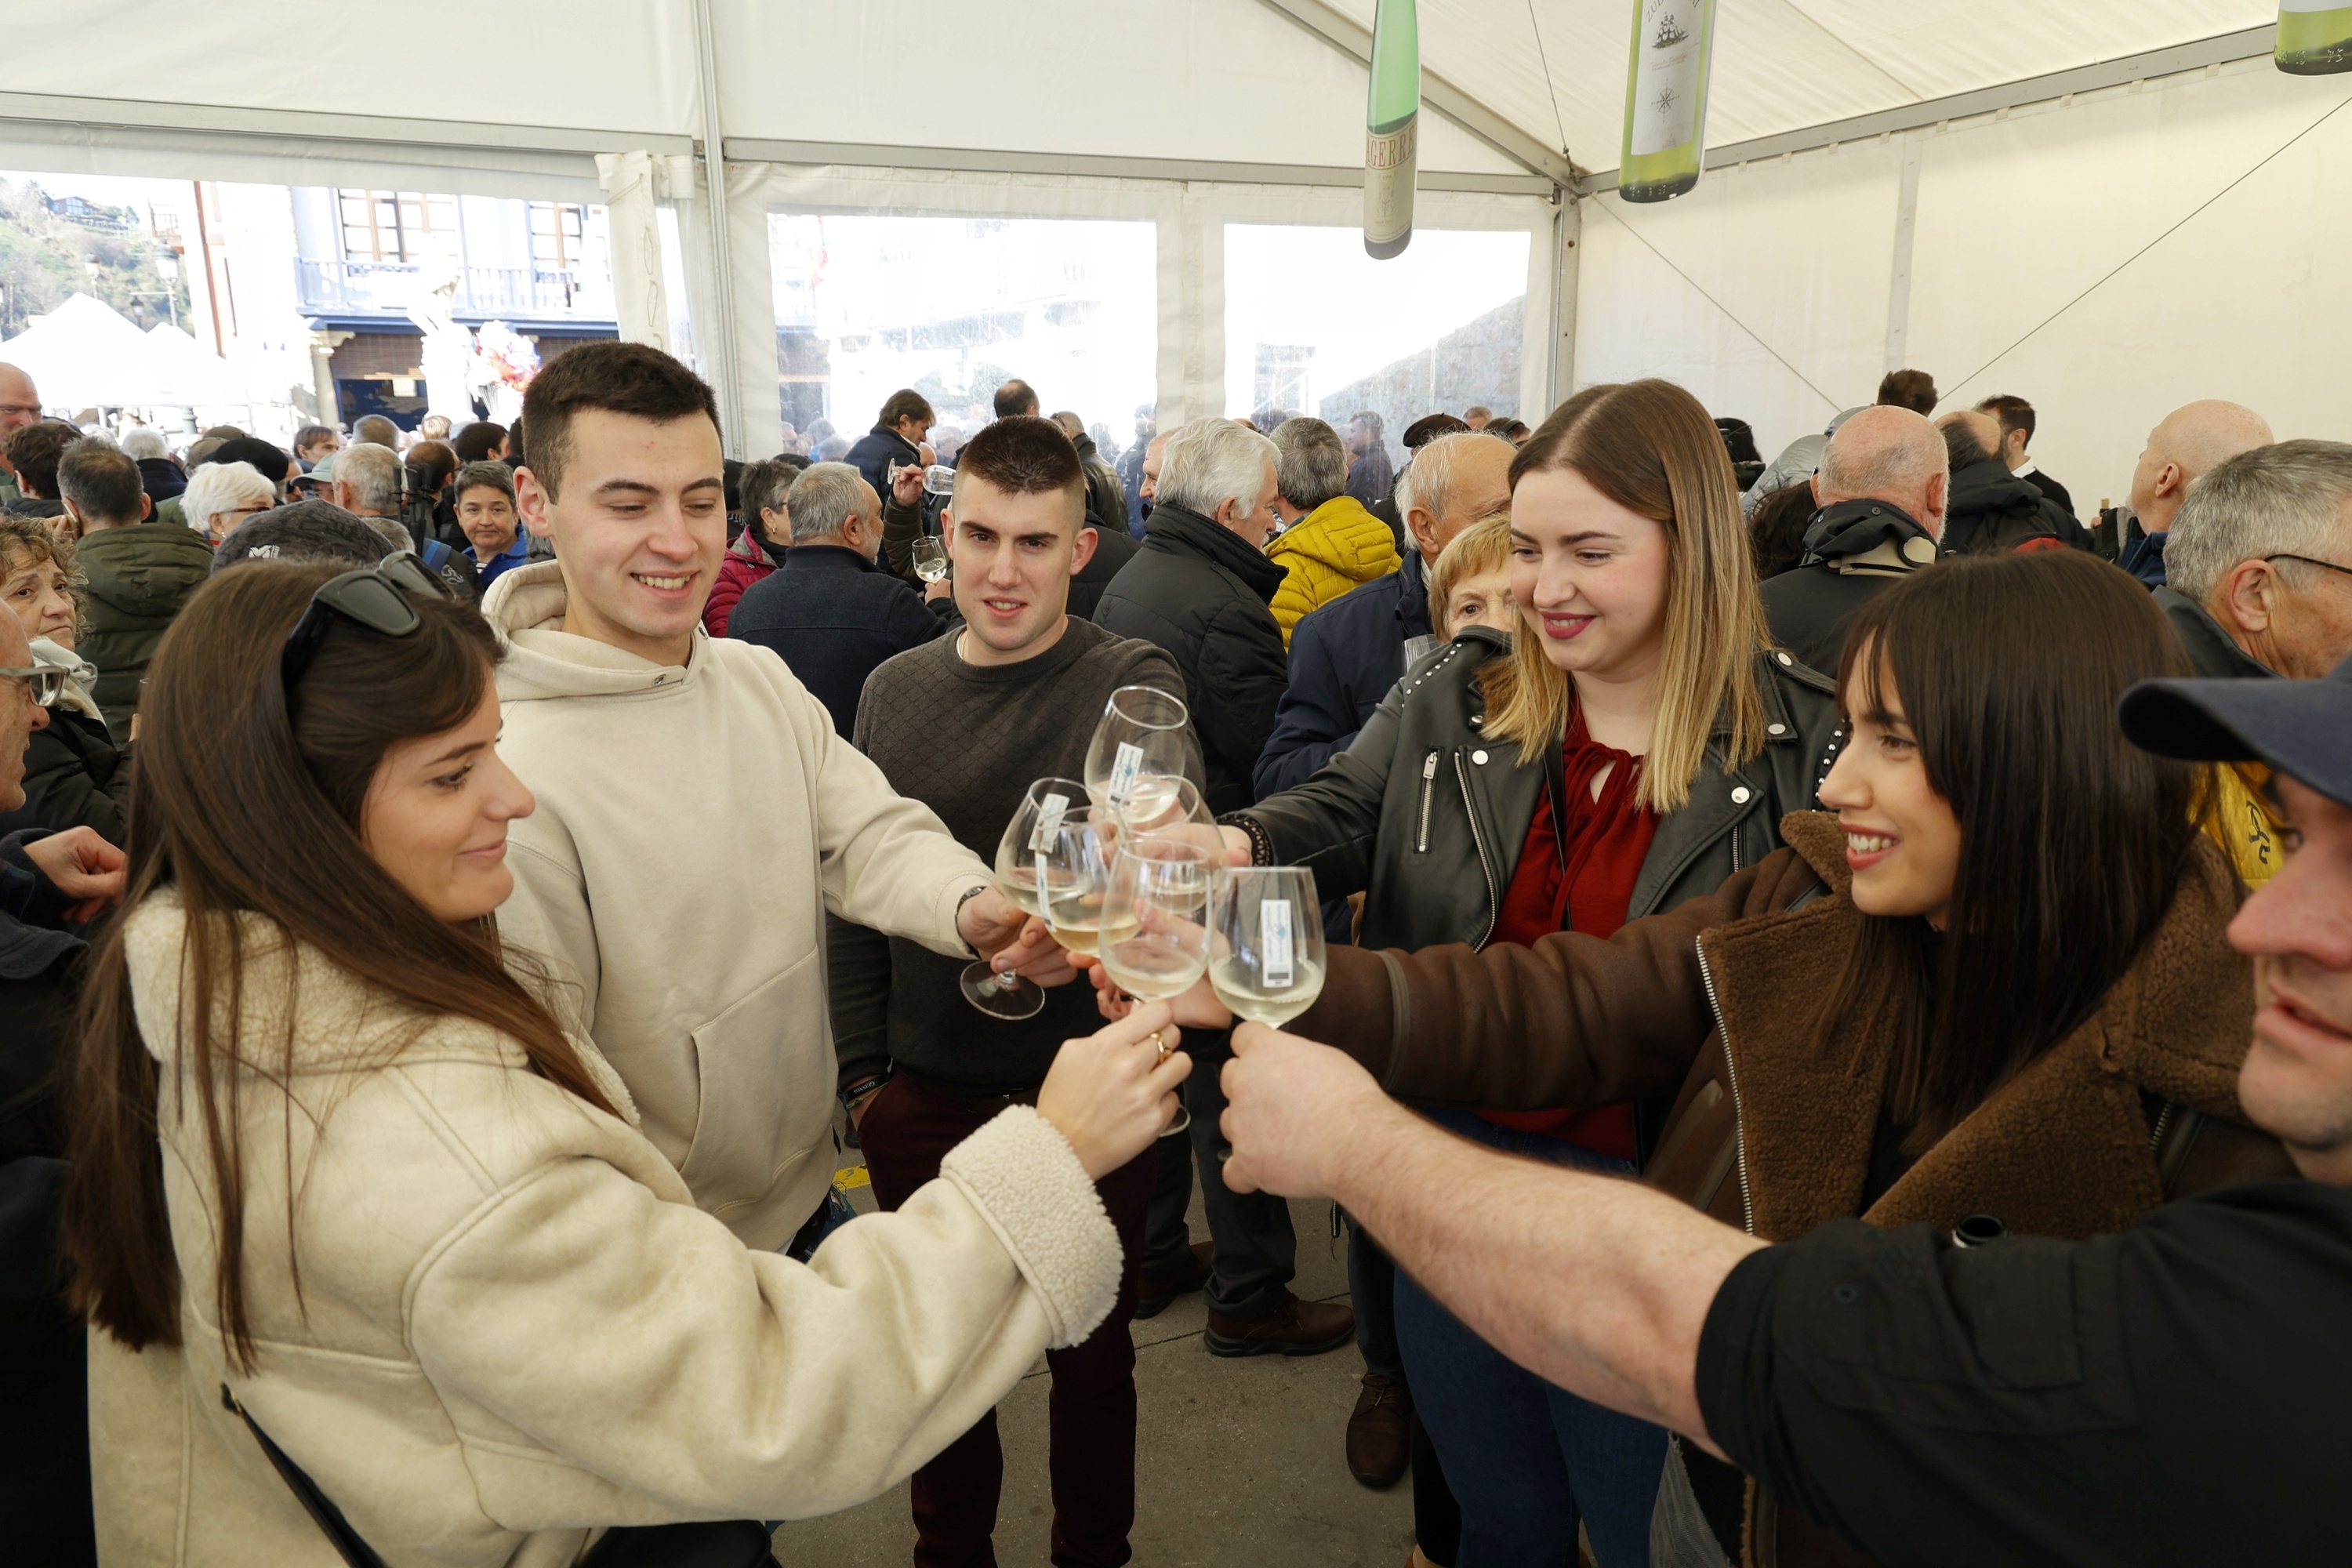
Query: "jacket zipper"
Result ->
[[1695, 935, 1756, 1236], [1415, 750, 1440, 853], [2147, 1099, 2176, 1154], [1455, 750, 1501, 947], [1730, 823, 1742, 873]]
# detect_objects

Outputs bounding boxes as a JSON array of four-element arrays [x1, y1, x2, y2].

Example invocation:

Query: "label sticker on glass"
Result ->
[[1107, 741, 1145, 803], [1261, 899, 1294, 989], [1029, 792, 1071, 852]]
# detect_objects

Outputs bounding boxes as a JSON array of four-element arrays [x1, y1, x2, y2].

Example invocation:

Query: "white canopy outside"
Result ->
[[0, 0, 2339, 492], [0, 292, 272, 410]]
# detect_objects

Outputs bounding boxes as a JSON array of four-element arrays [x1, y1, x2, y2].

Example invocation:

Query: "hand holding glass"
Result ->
[[1096, 833, 1215, 1133], [911, 535, 949, 585], [960, 779, 1083, 1018]]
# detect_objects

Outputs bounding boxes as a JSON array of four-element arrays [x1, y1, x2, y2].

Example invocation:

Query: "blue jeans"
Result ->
[[1393, 1108, 1665, 1568]]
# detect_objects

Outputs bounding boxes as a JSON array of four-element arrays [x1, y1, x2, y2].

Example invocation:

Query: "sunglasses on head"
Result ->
[[0, 665, 67, 706], [280, 552, 456, 691]]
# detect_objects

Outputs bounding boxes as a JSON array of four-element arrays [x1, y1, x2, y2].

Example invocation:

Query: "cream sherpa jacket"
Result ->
[[90, 891, 1122, 1566], [482, 561, 990, 1250]]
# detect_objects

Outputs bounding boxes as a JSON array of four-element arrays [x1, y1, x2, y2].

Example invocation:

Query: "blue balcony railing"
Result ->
[[297, 258, 613, 321]]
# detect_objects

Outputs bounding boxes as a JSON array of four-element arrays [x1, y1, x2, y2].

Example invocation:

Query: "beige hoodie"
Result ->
[[89, 891, 1121, 1566], [482, 561, 989, 1250]]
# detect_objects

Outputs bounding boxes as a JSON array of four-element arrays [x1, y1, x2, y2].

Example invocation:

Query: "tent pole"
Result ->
[[1548, 194, 1580, 412], [1883, 134, 1925, 375], [690, 0, 742, 457]]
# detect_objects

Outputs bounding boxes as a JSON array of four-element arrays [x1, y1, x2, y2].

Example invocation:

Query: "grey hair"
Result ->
[[452, 459, 515, 506], [1270, 417, 1348, 512], [784, 460, 873, 543], [180, 460, 276, 535], [334, 440, 404, 515], [1817, 413, 1947, 506], [2167, 439, 2352, 602], [1155, 417, 1278, 520], [1399, 431, 1512, 527], [739, 457, 797, 525], [120, 426, 166, 460]]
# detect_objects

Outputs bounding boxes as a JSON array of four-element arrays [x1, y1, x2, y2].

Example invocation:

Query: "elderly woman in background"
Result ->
[[179, 459, 276, 545], [0, 515, 129, 842]]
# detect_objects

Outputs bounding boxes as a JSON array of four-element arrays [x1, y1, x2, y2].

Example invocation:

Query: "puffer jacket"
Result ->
[[1943, 456, 2091, 556], [91, 888, 1123, 1568], [1094, 504, 1290, 813], [1286, 811, 2289, 1568], [74, 519, 213, 734], [704, 524, 783, 637], [1236, 629, 1842, 953], [1265, 495, 1400, 644]]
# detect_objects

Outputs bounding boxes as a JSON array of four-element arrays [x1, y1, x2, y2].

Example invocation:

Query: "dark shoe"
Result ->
[[1134, 1240, 1212, 1320], [1204, 1292, 1356, 1358], [1346, 1374, 1414, 1488]]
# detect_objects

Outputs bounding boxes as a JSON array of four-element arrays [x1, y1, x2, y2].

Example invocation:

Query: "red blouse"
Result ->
[[1480, 711, 1659, 1163]]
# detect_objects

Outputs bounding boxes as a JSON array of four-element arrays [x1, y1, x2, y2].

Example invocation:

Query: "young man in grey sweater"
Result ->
[[832, 417, 1352, 1568]]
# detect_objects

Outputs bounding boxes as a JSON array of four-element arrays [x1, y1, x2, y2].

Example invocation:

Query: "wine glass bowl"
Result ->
[[959, 778, 1087, 1019], [910, 535, 949, 585], [1208, 866, 1327, 1028], [1085, 685, 1192, 829], [1097, 832, 1215, 1135]]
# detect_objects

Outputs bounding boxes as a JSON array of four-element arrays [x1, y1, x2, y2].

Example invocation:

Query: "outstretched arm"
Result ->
[[1218, 1024, 1762, 1453]]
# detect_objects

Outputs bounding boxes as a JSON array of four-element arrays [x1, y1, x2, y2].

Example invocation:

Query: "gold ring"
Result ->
[[1148, 1029, 1171, 1062]]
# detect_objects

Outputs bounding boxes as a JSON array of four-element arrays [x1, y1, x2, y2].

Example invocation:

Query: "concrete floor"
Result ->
[[770, 1154, 1414, 1567]]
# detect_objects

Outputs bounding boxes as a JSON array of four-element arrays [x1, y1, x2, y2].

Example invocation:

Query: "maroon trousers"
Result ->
[[858, 1069, 1153, 1568]]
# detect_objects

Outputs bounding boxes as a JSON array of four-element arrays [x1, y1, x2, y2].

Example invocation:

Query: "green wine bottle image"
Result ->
[[1618, 0, 1718, 203], [2277, 2, 2352, 74], [1364, 0, 1419, 259]]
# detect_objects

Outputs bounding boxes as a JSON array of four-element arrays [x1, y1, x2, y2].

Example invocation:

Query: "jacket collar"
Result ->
[[1399, 550, 1432, 636], [731, 528, 787, 569], [781, 542, 882, 575], [1800, 499, 1937, 569], [1700, 833, 2252, 1244], [2153, 586, 2274, 681], [1142, 504, 1288, 601], [1269, 495, 1400, 581]]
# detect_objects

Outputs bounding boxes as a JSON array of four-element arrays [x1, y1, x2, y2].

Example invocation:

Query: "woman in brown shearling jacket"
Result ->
[[1254, 552, 2294, 1567]]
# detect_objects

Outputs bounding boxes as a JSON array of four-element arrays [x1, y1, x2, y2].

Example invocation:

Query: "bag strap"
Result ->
[[220, 1385, 389, 1568]]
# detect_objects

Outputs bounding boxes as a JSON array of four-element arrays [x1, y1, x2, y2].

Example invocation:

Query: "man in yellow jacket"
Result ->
[[1265, 416, 1400, 644]]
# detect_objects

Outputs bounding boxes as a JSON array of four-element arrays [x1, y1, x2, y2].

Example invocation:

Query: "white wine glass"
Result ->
[[910, 535, 949, 585], [959, 778, 1083, 1019], [1036, 810, 1127, 961], [1085, 685, 1191, 829], [1209, 866, 1327, 1027], [1097, 832, 1215, 1134]]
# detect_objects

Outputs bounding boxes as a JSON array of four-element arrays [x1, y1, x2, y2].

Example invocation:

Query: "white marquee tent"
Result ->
[[0, 1, 2339, 495]]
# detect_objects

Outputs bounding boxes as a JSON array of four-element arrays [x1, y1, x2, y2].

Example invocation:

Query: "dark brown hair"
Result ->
[[1823, 550, 2198, 1148], [952, 414, 1085, 529], [407, 439, 459, 495], [1975, 394, 2034, 444], [66, 562, 615, 1367], [1748, 482, 1819, 580], [57, 437, 147, 526], [521, 342, 720, 500], [7, 421, 76, 499], [1876, 368, 1939, 416], [452, 420, 506, 464], [993, 379, 1039, 419], [879, 388, 935, 430]]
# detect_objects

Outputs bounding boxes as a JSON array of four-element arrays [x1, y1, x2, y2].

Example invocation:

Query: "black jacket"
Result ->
[[1254, 550, 1434, 797], [1238, 629, 1843, 950], [1067, 523, 1138, 622], [1943, 456, 2091, 556], [1071, 432, 1127, 539], [1758, 499, 1940, 676], [726, 544, 945, 737], [134, 456, 185, 503], [2020, 465, 2074, 520], [844, 423, 922, 502], [0, 708, 129, 844], [1093, 505, 1290, 813], [2154, 586, 2274, 681]]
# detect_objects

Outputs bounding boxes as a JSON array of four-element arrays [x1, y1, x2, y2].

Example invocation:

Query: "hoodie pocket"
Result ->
[[679, 947, 830, 1222]]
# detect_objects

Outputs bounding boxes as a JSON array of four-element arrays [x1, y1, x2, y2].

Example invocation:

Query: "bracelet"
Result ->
[[840, 1073, 891, 1114], [1218, 812, 1275, 866]]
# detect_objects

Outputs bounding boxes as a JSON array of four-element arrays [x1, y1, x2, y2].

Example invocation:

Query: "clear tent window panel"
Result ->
[[1223, 223, 1531, 464], [767, 212, 1157, 464]]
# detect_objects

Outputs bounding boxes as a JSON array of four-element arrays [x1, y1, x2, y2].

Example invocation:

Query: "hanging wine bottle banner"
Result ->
[[2277, 2, 2352, 74], [1618, 0, 1718, 204], [1364, 0, 1420, 259]]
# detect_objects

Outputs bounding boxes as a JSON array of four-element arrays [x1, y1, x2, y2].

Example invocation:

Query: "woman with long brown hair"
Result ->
[[1210, 549, 2290, 1566], [1219, 380, 1842, 1566], [67, 557, 1189, 1566]]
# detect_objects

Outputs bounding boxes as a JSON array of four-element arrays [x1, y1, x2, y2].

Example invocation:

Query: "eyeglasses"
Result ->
[[0, 666, 67, 706], [2266, 553, 2352, 582], [279, 553, 454, 691]]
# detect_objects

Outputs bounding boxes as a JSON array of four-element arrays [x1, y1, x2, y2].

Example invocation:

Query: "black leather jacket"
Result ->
[[1236, 629, 1844, 950]]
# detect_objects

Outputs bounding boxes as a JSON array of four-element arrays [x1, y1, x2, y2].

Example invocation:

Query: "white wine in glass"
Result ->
[[960, 778, 1083, 1019], [1208, 866, 1327, 1027], [910, 535, 949, 585], [1098, 833, 1214, 1135], [1036, 811, 1136, 958], [1085, 685, 1192, 828]]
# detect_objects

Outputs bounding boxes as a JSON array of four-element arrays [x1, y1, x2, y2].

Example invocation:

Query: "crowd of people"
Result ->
[[0, 336, 2347, 1568]]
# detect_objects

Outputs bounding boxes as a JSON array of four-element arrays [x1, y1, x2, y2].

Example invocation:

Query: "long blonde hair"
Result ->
[[1479, 379, 1769, 813]]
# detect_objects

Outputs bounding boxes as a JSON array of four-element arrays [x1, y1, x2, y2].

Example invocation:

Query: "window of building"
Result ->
[[336, 189, 458, 264], [766, 212, 1157, 460], [529, 201, 588, 274]]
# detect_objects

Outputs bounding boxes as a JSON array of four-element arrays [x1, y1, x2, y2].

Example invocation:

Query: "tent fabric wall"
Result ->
[[1573, 53, 2352, 507]]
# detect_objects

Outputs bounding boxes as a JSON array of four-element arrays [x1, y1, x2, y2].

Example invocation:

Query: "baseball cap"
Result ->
[[2118, 653, 2352, 808]]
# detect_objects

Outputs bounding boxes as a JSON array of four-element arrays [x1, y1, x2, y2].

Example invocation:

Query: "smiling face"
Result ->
[[949, 474, 1094, 666], [2233, 774, 2352, 1179], [358, 684, 535, 923], [1817, 648, 1962, 927], [1508, 465, 1674, 686], [456, 482, 521, 558], [0, 548, 76, 651], [516, 408, 724, 666]]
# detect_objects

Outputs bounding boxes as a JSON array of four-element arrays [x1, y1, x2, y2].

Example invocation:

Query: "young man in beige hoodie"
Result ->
[[485, 343, 1068, 1253]]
